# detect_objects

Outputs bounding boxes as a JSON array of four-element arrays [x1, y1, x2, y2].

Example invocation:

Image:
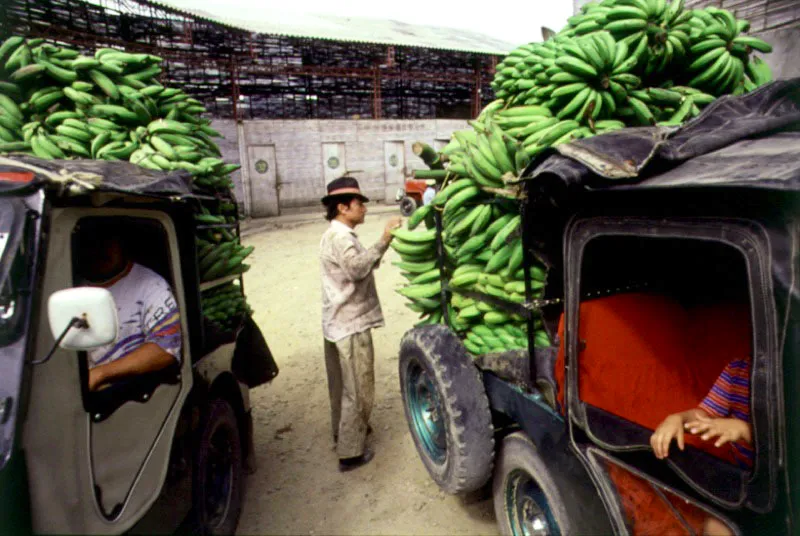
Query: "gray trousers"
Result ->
[[323, 330, 375, 459]]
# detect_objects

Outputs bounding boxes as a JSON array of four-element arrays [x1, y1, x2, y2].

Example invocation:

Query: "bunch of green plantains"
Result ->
[[393, 0, 772, 355]]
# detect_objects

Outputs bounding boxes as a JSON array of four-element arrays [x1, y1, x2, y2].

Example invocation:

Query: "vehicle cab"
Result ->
[[0, 156, 277, 535]]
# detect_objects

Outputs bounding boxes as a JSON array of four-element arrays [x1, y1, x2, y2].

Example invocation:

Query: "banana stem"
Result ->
[[412, 141, 444, 170]]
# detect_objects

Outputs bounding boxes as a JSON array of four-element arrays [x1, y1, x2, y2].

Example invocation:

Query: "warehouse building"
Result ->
[[3, 0, 516, 215]]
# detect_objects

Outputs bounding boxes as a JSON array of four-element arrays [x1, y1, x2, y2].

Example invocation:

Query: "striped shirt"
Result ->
[[88, 263, 182, 367], [699, 358, 753, 467]]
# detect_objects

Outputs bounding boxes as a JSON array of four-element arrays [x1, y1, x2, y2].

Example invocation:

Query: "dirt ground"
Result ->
[[236, 209, 500, 536]]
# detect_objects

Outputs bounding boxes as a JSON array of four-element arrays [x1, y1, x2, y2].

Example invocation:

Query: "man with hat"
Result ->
[[319, 176, 402, 471]]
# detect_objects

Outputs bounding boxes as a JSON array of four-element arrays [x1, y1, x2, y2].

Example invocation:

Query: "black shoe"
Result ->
[[338, 449, 375, 472]]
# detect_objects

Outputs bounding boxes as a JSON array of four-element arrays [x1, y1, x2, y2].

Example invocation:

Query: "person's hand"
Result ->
[[383, 216, 403, 243], [650, 414, 685, 459], [685, 414, 751, 447], [703, 516, 735, 536], [88, 367, 105, 392]]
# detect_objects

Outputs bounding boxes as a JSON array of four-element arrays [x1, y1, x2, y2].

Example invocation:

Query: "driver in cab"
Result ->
[[75, 222, 181, 391]]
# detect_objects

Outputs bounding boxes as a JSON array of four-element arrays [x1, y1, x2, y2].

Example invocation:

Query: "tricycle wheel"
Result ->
[[193, 399, 243, 535], [399, 196, 417, 216], [494, 433, 571, 536], [399, 325, 494, 494]]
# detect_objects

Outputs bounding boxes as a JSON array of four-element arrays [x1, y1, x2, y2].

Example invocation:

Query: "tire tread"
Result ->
[[399, 325, 495, 494]]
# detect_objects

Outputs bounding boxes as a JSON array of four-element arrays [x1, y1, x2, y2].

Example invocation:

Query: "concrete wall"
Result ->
[[573, 0, 592, 14], [757, 27, 800, 80], [235, 119, 469, 217]]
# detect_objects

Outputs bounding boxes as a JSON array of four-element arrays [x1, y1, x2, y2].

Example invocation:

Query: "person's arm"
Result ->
[[684, 414, 752, 447], [650, 407, 709, 459], [89, 342, 175, 391], [335, 236, 388, 281], [89, 274, 182, 391], [686, 358, 752, 447], [335, 217, 402, 281]]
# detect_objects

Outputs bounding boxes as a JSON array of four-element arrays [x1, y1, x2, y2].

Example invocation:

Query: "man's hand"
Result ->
[[87, 342, 176, 392], [382, 216, 403, 244], [88, 367, 106, 391], [685, 414, 752, 447], [650, 414, 685, 459]]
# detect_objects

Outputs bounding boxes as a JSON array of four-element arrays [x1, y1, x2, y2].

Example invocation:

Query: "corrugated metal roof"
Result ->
[[148, 0, 516, 55]]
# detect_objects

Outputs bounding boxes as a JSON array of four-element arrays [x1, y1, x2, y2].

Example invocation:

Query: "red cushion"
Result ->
[[607, 462, 706, 535], [554, 293, 750, 464]]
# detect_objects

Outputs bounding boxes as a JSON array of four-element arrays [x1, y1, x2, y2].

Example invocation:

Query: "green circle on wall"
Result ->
[[389, 154, 398, 167], [254, 159, 269, 174], [327, 156, 340, 169]]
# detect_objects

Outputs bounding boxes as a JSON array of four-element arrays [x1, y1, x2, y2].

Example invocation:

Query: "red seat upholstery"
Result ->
[[554, 293, 750, 463], [606, 461, 708, 535]]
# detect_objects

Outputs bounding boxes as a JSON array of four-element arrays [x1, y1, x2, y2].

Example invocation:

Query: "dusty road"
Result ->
[[237, 209, 499, 536]]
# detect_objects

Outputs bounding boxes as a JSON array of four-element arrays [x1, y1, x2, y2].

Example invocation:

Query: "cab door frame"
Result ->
[[22, 206, 193, 535], [562, 214, 780, 520]]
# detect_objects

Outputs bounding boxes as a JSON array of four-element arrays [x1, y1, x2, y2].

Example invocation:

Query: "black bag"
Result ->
[[232, 315, 279, 388]]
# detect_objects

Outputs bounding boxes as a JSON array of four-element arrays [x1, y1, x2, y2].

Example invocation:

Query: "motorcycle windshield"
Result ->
[[0, 193, 42, 470]]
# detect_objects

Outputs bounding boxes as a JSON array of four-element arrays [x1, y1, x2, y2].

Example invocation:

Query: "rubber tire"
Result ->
[[193, 399, 244, 536], [399, 325, 494, 494], [399, 196, 417, 217], [493, 432, 575, 536]]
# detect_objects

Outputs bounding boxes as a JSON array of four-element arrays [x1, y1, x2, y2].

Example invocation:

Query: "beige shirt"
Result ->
[[320, 220, 389, 342]]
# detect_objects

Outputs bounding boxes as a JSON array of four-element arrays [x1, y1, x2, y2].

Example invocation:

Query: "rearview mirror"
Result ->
[[47, 287, 118, 350]]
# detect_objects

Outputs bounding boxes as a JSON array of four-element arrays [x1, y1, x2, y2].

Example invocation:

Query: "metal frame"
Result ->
[[4, 0, 500, 120]]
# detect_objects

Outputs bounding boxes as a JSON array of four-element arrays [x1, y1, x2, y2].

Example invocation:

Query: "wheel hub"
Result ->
[[506, 470, 558, 536], [406, 361, 447, 463]]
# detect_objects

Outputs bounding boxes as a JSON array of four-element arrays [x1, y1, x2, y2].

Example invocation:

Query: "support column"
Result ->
[[471, 72, 482, 118], [230, 60, 240, 121], [373, 66, 382, 119]]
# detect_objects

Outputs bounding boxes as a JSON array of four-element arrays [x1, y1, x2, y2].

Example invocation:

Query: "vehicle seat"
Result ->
[[553, 292, 751, 464]]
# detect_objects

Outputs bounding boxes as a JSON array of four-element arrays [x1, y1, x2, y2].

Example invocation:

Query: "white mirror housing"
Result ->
[[47, 287, 118, 350]]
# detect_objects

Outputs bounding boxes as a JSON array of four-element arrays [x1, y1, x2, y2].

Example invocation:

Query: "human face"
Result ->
[[340, 198, 367, 227], [77, 236, 127, 283]]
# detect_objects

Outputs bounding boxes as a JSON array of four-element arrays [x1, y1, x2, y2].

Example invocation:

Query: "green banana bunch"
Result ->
[[0, 35, 236, 192], [201, 280, 253, 331], [195, 200, 253, 316], [0, 35, 254, 326], [403, 0, 775, 354], [683, 6, 772, 95]]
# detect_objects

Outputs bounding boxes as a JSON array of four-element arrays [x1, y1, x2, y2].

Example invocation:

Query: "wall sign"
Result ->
[[254, 159, 269, 174]]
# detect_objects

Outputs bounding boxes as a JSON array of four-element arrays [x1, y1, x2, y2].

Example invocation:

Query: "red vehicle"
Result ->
[[396, 177, 431, 216]]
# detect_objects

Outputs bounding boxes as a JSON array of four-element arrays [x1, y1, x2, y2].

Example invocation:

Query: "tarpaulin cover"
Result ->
[[524, 78, 800, 193], [0, 156, 193, 197]]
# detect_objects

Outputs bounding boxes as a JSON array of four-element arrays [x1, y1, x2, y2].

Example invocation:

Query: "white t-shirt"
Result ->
[[423, 187, 436, 206], [88, 263, 182, 368]]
